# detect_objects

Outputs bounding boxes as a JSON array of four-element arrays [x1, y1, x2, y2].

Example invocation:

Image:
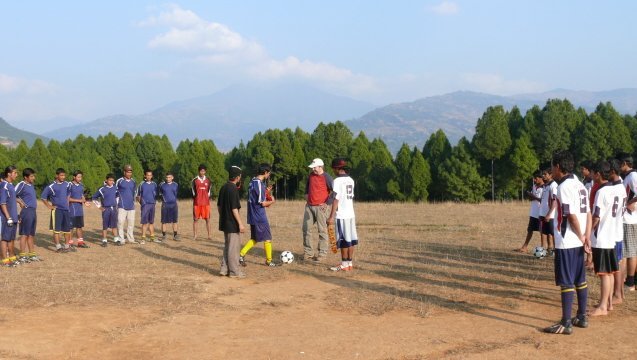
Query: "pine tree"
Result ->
[[349, 132, 374, 200], [507, 134, 539, 199], [438, 138, 488, 203], [394, 143, 412, 196], [595, 102, 633, 154], [423, 130, 452, 201], [408, 147, 431, 201]]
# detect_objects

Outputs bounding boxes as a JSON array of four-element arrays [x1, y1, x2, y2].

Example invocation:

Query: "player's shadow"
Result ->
[[131, 246, 218, 275], [291, 268, 543, 330], [157, 241, 220, 257]]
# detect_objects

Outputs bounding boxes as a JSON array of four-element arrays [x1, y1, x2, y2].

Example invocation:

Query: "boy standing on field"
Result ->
[[116, 164, 137, 244], [618, 152, 637, 291], [218, 166, 245, 278], [1, 166, 20, 267], [328, 158, 358, 272], [137, 170, 158, 244], [192, 164, 212, 240], [41, 168, 74, 253], [540, 168, 557, 255], [92, 174, 121, 247], [69, 170, 90, 248], [15, 168, 41, 262], [159, 172, 179, 241], [517, 170, 544, 253], [544, 151, 591, 335], [609, 159, 627, 304], [239, 163, 276, 267]]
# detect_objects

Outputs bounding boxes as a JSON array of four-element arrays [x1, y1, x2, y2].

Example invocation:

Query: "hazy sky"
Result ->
[[1, 1, 636, 131]]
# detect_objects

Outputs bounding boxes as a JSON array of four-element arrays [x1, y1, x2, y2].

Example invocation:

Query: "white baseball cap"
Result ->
[[308, 158, 324, 168]]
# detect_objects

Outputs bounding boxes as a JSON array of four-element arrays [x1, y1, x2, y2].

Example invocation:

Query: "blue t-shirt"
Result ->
[[138, 181, 157, 205], [0, 180, 18, 220], [247, 177, 268, 224], [41, 181, 71, 211], [116, 177, 137, 210], [69, 182, 85, 217], [159, 182, 178, 204], [15, 181, 37, 209], [92, 185, 119, 208]]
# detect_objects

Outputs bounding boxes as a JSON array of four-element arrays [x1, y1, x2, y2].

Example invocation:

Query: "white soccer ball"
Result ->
[[280, 250, 294, 264], [533, 246, 547, 259]]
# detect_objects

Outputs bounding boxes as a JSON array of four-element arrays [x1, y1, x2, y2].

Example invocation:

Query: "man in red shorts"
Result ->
[[192, 164, 212, 240]]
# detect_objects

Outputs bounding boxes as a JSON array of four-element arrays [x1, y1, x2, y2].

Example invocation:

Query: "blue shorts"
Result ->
[[554, 247, 586, 287], [102, 207, 118, 230], [71, 216, 84, 229], [18, 207, 37, 236], [49, 209, 71, 233], [161, 203, 178, 224], [250, 223, 272, 242], [1, 218, 18, 241], [141, 203, 156, 225], [615, 241, 623, 262]]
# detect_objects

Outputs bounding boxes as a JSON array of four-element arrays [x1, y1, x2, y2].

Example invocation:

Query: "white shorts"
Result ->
[[336, 218, 358, 248]]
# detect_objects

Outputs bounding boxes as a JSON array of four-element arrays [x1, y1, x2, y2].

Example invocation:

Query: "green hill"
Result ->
[[0, 117, 48, 147]]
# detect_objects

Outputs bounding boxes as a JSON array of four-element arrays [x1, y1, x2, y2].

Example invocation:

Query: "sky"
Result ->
[[1, 1, 636, 132]]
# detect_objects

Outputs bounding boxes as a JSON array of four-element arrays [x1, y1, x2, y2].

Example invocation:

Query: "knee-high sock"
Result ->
[[576, 282, 588, 316], [240, 239, 256, 257], [265, 241, 273, 262], [561, 287, 575, 323]]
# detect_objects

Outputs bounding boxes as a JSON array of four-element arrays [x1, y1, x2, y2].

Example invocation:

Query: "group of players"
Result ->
[[0, 163, 214, 267], [518, 151, 637, 334], [1, 157, 359, 278]]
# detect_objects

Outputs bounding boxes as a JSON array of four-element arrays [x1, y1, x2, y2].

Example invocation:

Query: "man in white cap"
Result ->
[[302, 158, 334, 261]]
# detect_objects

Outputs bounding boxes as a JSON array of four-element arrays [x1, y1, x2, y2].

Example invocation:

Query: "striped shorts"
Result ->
[[336, 218, 358, 249], [623, 223, 637, 258]]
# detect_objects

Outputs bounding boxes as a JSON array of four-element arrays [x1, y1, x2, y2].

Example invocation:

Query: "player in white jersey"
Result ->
[[589, 161, 624, 316], [609, 159, 627, 304], [327, 158, 357, 272], [544, 151, 591, 335], [618, 153, 637, 291], [517, 171, 544, 253], [540, 169, 557, 254]]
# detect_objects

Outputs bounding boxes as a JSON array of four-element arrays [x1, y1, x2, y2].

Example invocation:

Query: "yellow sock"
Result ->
[[240, 239, 256, 257], [9, 256, 17, 262], [265, 241, 273, 263], [19, 252, 27, 257]]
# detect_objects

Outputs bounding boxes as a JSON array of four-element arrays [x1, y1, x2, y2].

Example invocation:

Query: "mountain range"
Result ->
[[3, 85, 637, 154]]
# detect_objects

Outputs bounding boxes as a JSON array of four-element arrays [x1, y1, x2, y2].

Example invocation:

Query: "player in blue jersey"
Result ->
[[116, 164, 137, 244], [239, 164, 276, 267], [69, 170, 90, 248], [15, 168, 41, 262], [159, 172, 179, 241], [41, 168, 74, 253], [137, 169, 158, 244], [1, 166, 20, 267], [92, 173, 121, 247]]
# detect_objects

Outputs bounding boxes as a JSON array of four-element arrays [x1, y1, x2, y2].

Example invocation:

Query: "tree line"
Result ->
[[1, 99, 636, 202]]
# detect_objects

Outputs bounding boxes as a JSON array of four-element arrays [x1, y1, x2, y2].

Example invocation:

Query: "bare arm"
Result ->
[[232, 208, 245, 233], [41, 199, 55, 210], [327, 198, 339, 224]]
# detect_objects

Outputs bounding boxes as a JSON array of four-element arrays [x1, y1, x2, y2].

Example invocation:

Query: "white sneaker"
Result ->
[[330, 264, 352, 272]]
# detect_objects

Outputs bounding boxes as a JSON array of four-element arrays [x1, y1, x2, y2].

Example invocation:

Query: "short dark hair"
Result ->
[[198, 164, 207, 171], [22, 168, 35, 177], [3, 165, 17, 178], [542, 168, 552, 176], [73, 170, 83, 177], [532, 170, 542, 178], [165, 171, 174, 177], [596, 160, 611, 180], [144, 169, 153, 175], [617, 152, 633, 167], [56, 168, 66, 175], [552, 151, 574, 174], [257, 163, 271, 175], [610, 158, 622, 176], [106, 173, 115, 180], [579, 160, 593, 171]]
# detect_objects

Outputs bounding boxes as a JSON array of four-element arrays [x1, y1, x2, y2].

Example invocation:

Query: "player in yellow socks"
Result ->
[[239, 164, 276, 267]]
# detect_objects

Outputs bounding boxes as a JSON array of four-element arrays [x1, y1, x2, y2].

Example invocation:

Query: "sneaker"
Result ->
[[330, 264, 352, 272], [18, 256, 31, 264], [2, 261, 17, 268], [219, 271, 228, 276], [56, 247, 68, 253], [154, 237, 162, 243], [265, 261, 278, 267], [571, 315, 588, 328], [161, 234, 167, 242], [77, 242, 90, 248], [67, 246, 77, 252], [100, 240, 108, 248], [239, 256, 247, 267], [115, 240, 123, 246], [173, 234, 180, 241], [139, 239, 146, 245], [302, 255, 315, 261], [229, 272, 246, 279], [28, 255, 42, 262], [543, 321, 573, 335]]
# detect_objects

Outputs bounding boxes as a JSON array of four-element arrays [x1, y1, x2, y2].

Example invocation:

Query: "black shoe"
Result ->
[[544, 321, 573, 335], [239, 256, 247, 267], [571, 315, 588, 328]]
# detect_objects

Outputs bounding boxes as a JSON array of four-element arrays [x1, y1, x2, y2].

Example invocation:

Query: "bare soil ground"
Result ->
[[1, 201, 637, 359]]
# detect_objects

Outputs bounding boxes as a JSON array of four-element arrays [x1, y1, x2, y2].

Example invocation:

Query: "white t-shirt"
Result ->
[[554, 175, 589, 249], [529, 184, 543, 218], [540, 180, 557, 218], [623, 171, 637, 224], [592, 181, 626, 249], [333, 175, 355, 219], [613, 180, 625, 243]]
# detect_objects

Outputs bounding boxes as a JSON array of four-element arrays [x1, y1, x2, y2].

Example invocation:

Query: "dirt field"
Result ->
[[2, 200, 637, 359]]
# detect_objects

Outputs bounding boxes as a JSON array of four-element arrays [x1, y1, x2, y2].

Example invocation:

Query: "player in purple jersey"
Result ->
[[41, 168, 74, 253], [15, 168, 41, 262], [92, 174, 122, 247], [116, 164, 137, 244], [159, 172, 179, 241], [1, 166, 20, 267], [137, 169, 158, 244], [68, 170, 91, 248]]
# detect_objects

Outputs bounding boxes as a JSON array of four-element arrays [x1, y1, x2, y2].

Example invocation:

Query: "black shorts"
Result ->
[[592, 247, 619, 275], [541, 219, 554, 236], [527, 217, 540, 233], [71, 216, 84, 229]]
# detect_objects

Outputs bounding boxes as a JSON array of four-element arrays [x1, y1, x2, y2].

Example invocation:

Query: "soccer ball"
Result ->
[[280, 251, 294, 264], [533, 246, 547, 259]]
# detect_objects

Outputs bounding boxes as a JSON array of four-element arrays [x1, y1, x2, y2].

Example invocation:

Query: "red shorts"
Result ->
[[193, 205, 210, 220]]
